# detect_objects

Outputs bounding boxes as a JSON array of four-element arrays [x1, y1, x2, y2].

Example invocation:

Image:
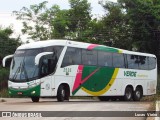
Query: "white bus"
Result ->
[[3, 40, 157, 102]]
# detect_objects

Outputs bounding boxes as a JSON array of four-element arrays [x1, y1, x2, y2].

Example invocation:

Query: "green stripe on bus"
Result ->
[[93, 46, 119, 53]]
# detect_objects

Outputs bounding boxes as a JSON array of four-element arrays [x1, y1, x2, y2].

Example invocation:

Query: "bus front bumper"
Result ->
[[8, 85, 40, 97]]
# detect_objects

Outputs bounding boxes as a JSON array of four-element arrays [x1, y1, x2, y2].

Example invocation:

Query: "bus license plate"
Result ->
[[17, 92, 23, 95]]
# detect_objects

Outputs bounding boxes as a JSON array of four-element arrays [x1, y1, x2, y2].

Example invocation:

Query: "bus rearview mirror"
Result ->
[[35, 52, 53, 65], [2, 54, 14, 67]]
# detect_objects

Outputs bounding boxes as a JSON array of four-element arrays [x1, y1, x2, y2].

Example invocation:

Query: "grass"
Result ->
[[0, 89, 10, 98]]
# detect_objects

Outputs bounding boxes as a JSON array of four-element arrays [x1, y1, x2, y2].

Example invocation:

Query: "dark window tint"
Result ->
[[61, 47, 81, 67], [139, 56, 148, 70], [82, 49, 97, 66], [44, 46, 63, 59], [127, 55, 139, 69], [98, 51, 112, 67], [113, 53, 125, 68], [14, 49, 42, 57], [40, 46, 63, 76], [148, 57, 156, 70]]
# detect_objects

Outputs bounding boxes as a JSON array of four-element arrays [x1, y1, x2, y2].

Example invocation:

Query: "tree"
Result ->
[[13, 0, 93, 41], [13, 1, 51, 41], [0, 27, 21, 66], [52, 9, 70, 39], [100, 1, 132, 49], [67, 0, 92, 40], [13, 1, 69, 40]]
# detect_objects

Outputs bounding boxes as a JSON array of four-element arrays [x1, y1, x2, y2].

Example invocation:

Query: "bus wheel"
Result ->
[[133, 87, 142, 101], [98, 96, 110, 101], [124, 87, 133, 101], [57, 85, 66, 102], [31, 97, 39, 102]]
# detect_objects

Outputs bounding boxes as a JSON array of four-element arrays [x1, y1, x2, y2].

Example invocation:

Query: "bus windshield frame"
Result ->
[[9, 48, 43, 82]]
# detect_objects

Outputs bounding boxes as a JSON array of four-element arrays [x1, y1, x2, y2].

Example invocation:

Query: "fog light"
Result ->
[[31, 91, 36, 94]]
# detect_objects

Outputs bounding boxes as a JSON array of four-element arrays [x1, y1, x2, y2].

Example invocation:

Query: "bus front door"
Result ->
[[40, 57, 55, 97], [40, 76, 53, 96]]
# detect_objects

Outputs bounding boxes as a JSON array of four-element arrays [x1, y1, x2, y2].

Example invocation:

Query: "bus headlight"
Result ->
[[31, 91, 36, 94]]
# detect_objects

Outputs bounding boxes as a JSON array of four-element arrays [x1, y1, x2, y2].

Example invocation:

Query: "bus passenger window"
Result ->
[[113, 53, 125, 68], [98, 51, 112, 67], [127, 54, 139, 69], [82, 49, 97, 66], [139, 56, 148, 70], [61, 47, 82, 67], [148, 57, 156, 70]]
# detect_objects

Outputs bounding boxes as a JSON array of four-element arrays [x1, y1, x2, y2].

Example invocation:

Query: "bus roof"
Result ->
[[17, 40, 67, 50], [17, 39, 156, 58]]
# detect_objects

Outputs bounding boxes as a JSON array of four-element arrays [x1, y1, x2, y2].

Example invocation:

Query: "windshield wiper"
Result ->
[[21, 61, 29, 81], [12, 62, 22, 80]]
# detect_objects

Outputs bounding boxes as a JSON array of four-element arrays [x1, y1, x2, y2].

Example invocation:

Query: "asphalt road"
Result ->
[[0, 98, 154, 120]]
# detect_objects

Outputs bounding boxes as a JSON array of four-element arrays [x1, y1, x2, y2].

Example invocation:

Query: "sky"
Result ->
[[0, 0, 117, 42]]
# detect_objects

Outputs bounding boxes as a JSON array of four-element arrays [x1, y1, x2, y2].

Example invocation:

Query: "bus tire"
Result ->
[[31, 97, 39, 102], [124, 87, 133, 101], [57, 85, 66, 102], [133, 87, 142, 101], [98, 96, 110, 101]]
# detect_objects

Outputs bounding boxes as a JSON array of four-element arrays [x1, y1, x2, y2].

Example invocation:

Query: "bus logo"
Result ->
[[124, 71, 137, 77]]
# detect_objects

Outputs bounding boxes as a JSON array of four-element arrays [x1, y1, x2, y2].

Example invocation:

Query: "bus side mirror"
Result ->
[[2, 55, 14, 67], [35, 52, 53, 65]]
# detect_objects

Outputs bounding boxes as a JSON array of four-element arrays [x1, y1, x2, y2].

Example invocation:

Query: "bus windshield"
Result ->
[[9, 49, 42, 82]]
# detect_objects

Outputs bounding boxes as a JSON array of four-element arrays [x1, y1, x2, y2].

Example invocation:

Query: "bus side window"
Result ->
[[113, 53, 125, 68], [148, 57, 156, 70], [139, 56, 148, 70], [61, 47, 82, 67], [82, 49, 97, 66], [127, 54, 139, 69], [98, 51, 112, 67], [43, 46, 63, 73]]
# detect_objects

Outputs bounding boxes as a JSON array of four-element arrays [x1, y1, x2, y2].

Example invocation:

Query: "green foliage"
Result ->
[[13, 1, 51, 40], [0, 67, 9, 97], [0, 27, 21, 65], [0, 67, 9, 82], [13, 0, 92, 41], [68, 0, 91, 34], [100, 1, 133, 49]]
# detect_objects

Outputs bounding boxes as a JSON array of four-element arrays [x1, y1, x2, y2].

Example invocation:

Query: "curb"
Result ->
[[155, 101, 160, 120]]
